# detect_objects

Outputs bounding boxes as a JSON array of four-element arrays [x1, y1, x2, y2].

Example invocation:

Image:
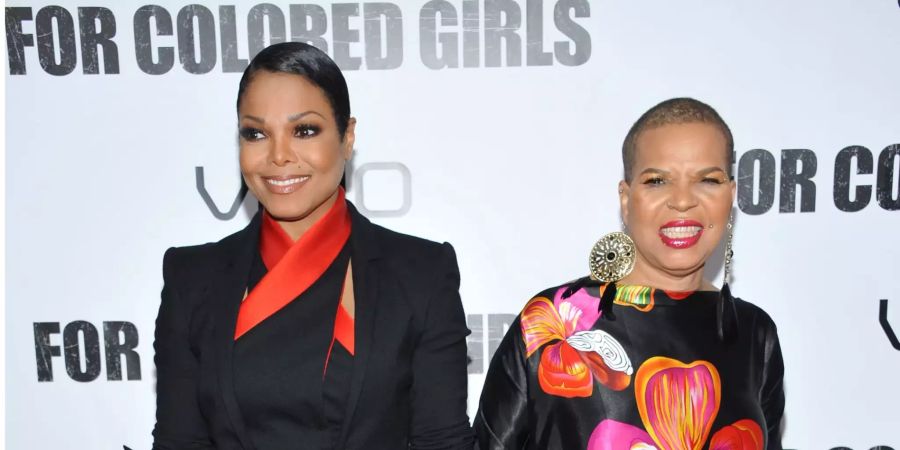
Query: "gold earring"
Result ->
[[589, 232, 636, 282]]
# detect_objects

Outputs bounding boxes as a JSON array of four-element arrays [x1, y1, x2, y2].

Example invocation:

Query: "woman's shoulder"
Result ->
[[368, 221, 443, 250], [731, 296, 779, 332], [516, 277, 597, 313], [532, 278, 588, 299], [163, 221, 255, 275], [167, 229, 245, 261], [358, 218, 454, 266]]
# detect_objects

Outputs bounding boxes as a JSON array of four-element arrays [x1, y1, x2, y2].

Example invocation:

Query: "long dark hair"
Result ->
[[236, 42, 351, 139]]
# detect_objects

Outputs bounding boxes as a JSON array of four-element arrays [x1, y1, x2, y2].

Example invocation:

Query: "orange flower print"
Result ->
[[635, 357, 721, 450], [521, 287, 633, 397], [589, 356, 763, 450]]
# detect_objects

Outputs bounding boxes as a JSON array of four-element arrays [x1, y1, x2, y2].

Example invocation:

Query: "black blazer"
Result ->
[[152, 203, 474, 449]]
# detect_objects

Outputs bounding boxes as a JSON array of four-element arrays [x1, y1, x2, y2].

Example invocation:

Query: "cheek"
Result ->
[[238, 147, 263, 174], [627, 192, 662, 223], [304, 143, 345, 172], [699, 226, 726, 253], [703, 190, 734, 220]]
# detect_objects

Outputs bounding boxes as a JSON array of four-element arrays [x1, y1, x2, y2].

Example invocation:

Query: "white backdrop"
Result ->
[[5, 1, 900, 448]]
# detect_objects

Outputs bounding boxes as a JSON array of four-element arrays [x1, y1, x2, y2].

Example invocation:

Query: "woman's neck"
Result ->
[[275, 190, 341, 241], [619, 260, 712, 292]]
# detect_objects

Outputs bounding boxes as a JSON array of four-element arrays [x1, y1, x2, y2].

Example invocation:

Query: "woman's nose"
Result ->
[[269, 135, 295, 167], [666, 185, 699, 211]]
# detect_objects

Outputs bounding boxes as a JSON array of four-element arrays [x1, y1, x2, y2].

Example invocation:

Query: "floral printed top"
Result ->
[[474, 281, 785, 450]]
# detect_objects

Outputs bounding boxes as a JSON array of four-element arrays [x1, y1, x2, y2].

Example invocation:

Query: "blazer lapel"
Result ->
[[212, 212, 261, 450], [337, 203, 384, 448]]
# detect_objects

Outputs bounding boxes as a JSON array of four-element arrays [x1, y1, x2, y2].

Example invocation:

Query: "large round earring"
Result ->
[[589, 232, 636, 282]]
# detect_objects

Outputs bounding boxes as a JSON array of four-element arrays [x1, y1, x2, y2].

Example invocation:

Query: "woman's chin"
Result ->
[[262, 204, 312, 223], [651, 252, 709, 277], [657, 262, 707, 279]]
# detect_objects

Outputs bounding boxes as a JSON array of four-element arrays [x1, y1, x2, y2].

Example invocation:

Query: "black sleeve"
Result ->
[[408, 243, 475, 449], [473, 315, 530, 449], [152, 248, 214, 449], [761, 320, 785, 450]]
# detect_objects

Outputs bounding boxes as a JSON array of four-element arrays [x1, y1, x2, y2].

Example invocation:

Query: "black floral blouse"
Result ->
[[474, 281, 784, 450]]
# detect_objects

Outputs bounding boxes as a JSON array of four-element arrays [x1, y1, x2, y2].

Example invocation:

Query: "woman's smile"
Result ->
[[262, 175, 311, 194], [658, 219, 704, 249]]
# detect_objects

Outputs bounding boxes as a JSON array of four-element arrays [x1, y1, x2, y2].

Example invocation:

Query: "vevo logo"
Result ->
[[881, 299, 899, 351], [196, 160, 412, 220]]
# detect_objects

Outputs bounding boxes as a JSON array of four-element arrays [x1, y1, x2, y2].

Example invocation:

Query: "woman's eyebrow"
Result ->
[[287, 111, 325, 122], [240, 114, 264, 124], [239, 111, 326, 123], [696, 167, 727, 176], [639, 168, 669, 176]]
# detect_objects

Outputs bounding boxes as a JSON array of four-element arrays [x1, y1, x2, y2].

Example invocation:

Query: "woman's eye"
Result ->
[[701, 177, 725, 185], [239, 127, 264, 141], [643, 177, 665, 186], [295, 124, 320, 138]]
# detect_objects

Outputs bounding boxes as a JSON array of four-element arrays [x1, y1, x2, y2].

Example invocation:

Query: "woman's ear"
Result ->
[[618, 180, 630, 227], [342, 117, 357, 160], [729, 177, 737, 206]]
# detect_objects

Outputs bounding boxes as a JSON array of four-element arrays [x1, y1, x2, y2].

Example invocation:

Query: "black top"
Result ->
[[233, 243, 352, 450], [152, 203, 474, 450], [474, 281, 785, 450]]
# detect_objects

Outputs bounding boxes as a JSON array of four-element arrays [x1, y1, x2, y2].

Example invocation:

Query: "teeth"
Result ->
[[660, 226, 702, 239], [266, 176, 308, 186]]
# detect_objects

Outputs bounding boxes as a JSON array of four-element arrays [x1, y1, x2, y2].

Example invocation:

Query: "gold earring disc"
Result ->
[[589, 231, 636, 282]]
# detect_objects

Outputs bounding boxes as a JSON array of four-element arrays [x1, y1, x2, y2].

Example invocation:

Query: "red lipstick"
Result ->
[[658, 219, 704, 249]]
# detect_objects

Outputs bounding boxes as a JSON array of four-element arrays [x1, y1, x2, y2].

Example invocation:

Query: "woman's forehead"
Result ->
[[633, 122, 729, 168]]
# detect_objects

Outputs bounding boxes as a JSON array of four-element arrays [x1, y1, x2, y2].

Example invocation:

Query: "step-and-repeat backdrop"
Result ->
[[6, 1, 899, 448]]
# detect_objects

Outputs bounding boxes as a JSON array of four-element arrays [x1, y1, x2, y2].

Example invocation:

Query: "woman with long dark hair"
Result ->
[[152, 42, 473, 449]]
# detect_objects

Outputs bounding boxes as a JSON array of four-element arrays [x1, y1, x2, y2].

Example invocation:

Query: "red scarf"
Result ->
[[234, 189, 355, 356]]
